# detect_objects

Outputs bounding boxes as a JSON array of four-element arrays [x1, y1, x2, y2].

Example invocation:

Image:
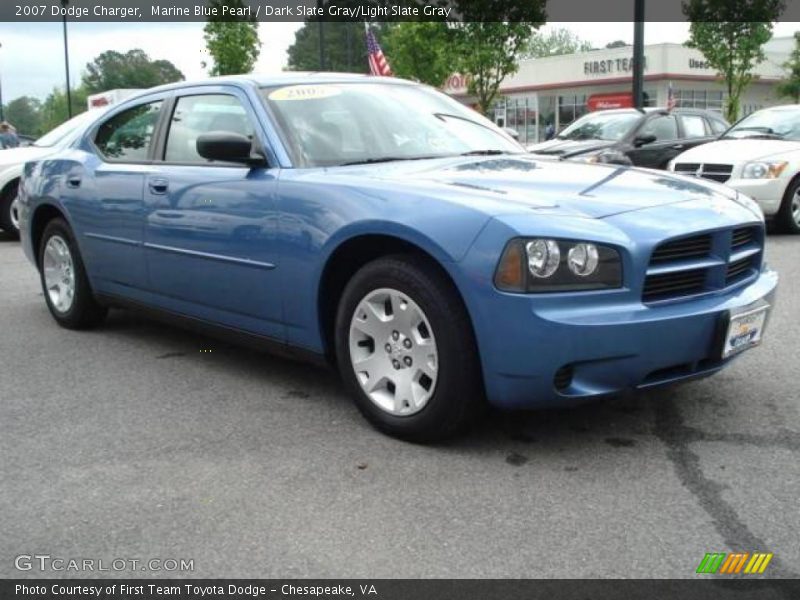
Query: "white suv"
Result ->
[[668, 104, 800, 233]]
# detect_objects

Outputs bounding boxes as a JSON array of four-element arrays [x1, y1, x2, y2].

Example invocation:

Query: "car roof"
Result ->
[[136, 72, 415, 97], [585, 107, 719, 116]]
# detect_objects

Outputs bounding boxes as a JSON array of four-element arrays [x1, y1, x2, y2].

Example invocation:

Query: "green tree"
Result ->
[[39, 87, 88, 132], [383, 22, 452, 87], [455, 22, 544, 115], [683, 0, 785, 121], [4, 96, 42, 136], [82, 49, 184, 93], [520, 27, 594, 59], [286, 21, 391, 73], [776, 32, 800, 103], [203, 0, 261, 75], [606, 40, 628, 49]]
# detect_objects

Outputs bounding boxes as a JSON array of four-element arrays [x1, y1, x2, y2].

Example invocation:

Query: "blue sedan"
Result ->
[[18, 74, 778, 441]]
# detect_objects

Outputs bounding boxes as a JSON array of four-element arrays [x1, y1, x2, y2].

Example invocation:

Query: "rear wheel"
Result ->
[[0, 180, 20, 239], [38, 218, 107, 329], [335, 255, 484, 442], [777, 179, 800, 234]]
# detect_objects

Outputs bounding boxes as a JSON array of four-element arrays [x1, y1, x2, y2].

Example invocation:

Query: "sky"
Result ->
[[1, 21, 799, 103]]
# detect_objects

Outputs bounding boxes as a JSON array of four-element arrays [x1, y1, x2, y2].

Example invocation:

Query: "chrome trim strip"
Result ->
[[84, 232, 142, 247], [143, 242, 276, 270]]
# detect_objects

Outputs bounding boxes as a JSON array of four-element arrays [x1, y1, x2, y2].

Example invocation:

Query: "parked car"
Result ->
[[0, 110, 106, 238], [528, 108, 729, 169], [669, 104, 800, 233], [19, 74, 776, 441]]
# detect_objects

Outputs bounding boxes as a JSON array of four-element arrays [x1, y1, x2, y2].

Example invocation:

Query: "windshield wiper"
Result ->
[[723, 126, 784, 140], [339, 155, 441, 166], [459, 149, 507, 156]]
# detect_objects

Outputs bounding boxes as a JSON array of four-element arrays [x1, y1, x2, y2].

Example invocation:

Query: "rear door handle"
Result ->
[[671, 144, 685, 150], [148, 178, 169, 195], [66, 175, 82, 188]]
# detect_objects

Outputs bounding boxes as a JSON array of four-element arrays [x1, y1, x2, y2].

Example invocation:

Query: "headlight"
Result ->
[[572, 150, 632, 166], [741, 161, 788, 179], [526, 239, 560, 278], [567, 243, 599, 276], [495, 238, 623, 293]]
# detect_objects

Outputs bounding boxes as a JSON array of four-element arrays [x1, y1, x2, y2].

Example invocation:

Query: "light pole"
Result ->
[[61, 0, 72, 118], [317, 0, 326, 71], [632, 0, 645, 109], [0, 42, 4, 122]]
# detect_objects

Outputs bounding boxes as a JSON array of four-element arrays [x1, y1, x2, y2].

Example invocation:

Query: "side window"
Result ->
[[94, 101, 162, 161], [681, 115, 708, 138], [639, 115, 678, 142], [709, 117, 728, 135], [165, 94, 255, 164]]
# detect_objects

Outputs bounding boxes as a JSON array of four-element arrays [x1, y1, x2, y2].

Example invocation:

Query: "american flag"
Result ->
[[666, 82, 676, 111], [365, 25, 392, 77]]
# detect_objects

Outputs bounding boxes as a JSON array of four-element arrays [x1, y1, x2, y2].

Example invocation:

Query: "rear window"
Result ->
[[94, 101, 162, 161]]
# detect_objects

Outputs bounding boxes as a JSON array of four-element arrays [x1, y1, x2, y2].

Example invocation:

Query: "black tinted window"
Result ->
[[639, 115, 678, 141], [95, 101, 162, 161], [165, 95, 254, 163]]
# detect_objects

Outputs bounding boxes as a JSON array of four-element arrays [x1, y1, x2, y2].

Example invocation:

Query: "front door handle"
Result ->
[[148, 178, 169, 195], [66, 175, 82, 188], [671, 144, 685, 150]]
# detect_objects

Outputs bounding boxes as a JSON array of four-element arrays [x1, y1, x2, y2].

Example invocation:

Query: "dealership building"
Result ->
[[444, 37, 794, 145]]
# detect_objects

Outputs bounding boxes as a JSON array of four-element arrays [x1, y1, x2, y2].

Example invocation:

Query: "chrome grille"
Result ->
[[673, 162, 733, 183]]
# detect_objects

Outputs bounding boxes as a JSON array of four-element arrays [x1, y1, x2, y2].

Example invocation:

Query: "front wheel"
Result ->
[[0, 180, 20, 238], [335, 255, 484, 442], [38, 218, 108, 329], [777, 179, 800, 234]]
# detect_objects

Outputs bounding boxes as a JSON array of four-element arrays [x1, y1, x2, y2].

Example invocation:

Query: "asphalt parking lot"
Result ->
[[0, 230, 798, 580]]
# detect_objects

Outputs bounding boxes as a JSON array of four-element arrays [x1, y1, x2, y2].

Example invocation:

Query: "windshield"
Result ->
[[557, 111, 641, 141], [34, 110, 101, 148], [724, 107, 800, 141], [261, 83, 522, 167]]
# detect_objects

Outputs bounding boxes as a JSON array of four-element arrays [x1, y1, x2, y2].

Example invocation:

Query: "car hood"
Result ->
[[0, 145, 53, 168], [323, 155, 726, 219], [526, 138, 616, 156], [673, 138, 800, 163]]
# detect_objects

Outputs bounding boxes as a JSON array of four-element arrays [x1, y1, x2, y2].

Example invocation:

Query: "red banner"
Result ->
[[587, 93, 634, 111]]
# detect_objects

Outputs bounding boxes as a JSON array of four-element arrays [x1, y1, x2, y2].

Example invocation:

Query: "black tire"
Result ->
[[0, 179, 20, 239], [38, 218, 108, 329], [777, 178, 800, 234], [334, 255, 484, 442]]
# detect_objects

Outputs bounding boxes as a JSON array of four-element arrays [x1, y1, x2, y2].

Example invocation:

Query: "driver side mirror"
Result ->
[[633, 133, 657, 147], [196, 132, 266, 167]]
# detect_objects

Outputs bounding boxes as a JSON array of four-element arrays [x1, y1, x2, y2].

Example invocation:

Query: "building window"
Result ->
[[558, 94, 588, 129], [675, 89, 725, 113], [490, 96, 539, 144]]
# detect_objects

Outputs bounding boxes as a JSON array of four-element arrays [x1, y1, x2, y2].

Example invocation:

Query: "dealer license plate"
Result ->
[[721, 306, 769, 359]]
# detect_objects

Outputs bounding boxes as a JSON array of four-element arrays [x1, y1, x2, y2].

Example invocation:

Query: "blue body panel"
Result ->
[[18, 75, 778, 409]]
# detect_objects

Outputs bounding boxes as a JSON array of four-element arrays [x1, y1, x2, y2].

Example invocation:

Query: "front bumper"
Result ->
[[472, 266, 777, 409], [725, 177, 786, 216]]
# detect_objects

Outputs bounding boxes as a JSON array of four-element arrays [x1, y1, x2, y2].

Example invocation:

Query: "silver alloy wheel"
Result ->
[[9, 195, 20, 232], [42, 235, 76, 314], [349, 287, 439, 416], [793, 189, 800, 227]]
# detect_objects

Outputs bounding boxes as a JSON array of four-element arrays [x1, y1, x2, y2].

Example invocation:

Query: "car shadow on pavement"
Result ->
[[99, 307, 663, 454], [0, 231, 18, 242]]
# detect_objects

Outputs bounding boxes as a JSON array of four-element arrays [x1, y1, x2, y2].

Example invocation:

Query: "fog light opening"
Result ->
[[554, 365, 574, 392]]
